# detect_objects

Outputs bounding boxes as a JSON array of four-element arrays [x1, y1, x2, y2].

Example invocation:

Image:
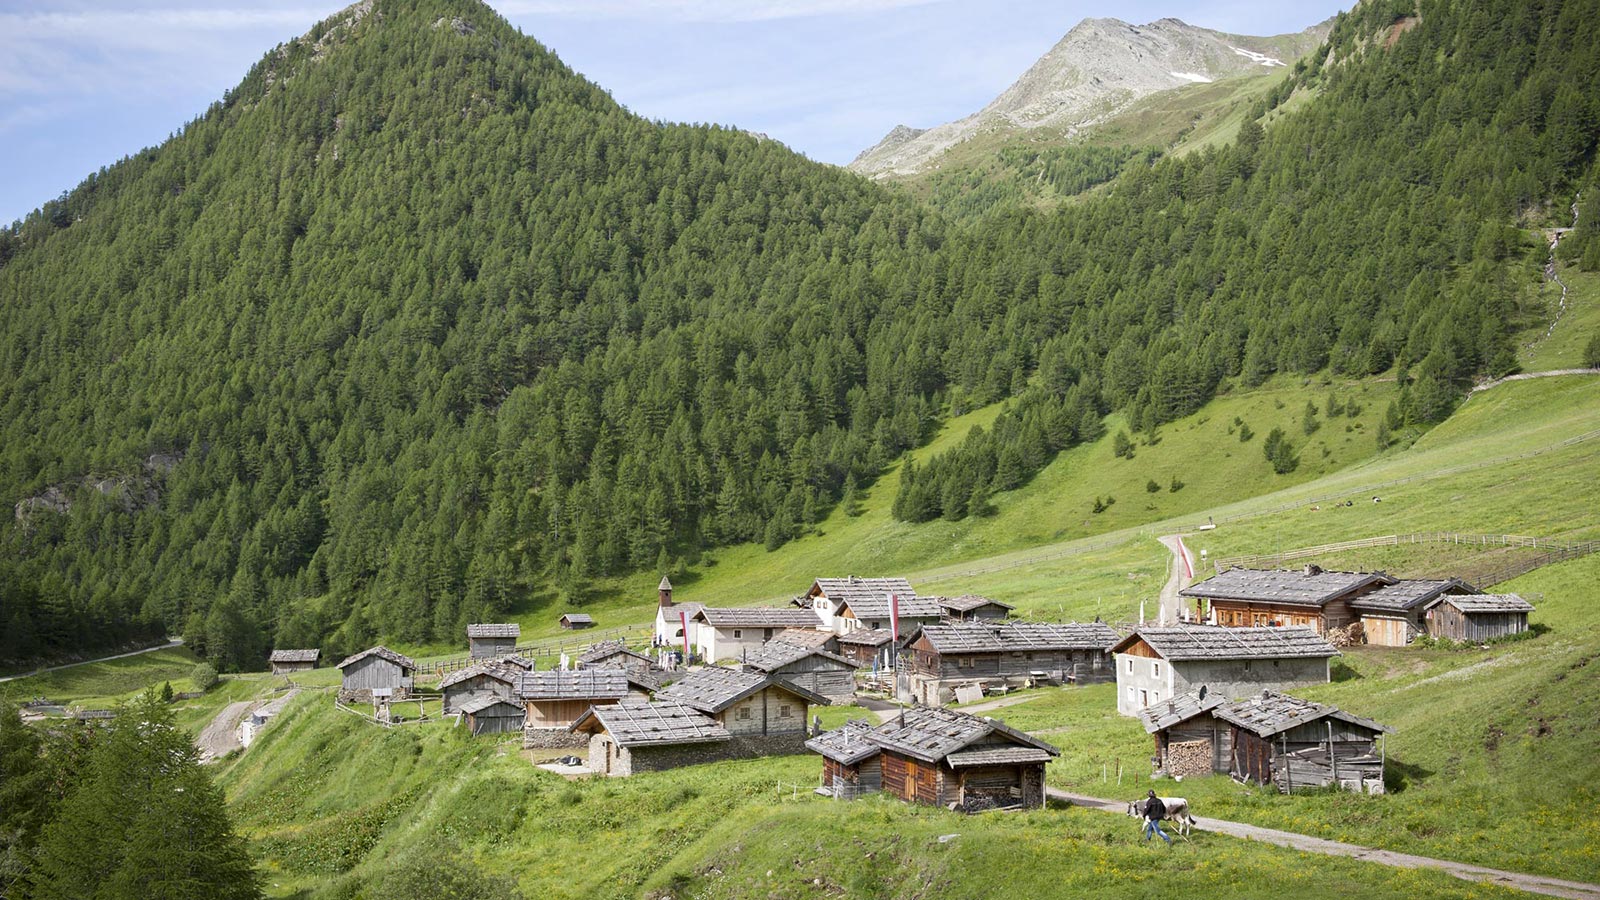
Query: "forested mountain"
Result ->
[[1, 0, 1596, 669]]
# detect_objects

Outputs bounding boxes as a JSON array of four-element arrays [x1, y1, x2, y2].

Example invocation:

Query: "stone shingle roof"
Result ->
[[934, 595, 1015, 614], [739, 641, 859, 673], [772, 628, 836, 649], [1213, 690, 1391, 738], [269, 649, 320, 663], [836, 629, 894, 646], [657, 665, 828, 712], [1349, 579, 1476, 613], [945, 746, 1055, 767], [1426, 593, 1535, 614], [576, 640, 654, 668], [835, 594, 945, 620], [692, 607, 822, 628], [804, 718, 880, 765], [439, 662, 522, 689], [571, 702, 731, 747], [912, 621, 1119, 654], [867, 706, 1059, 765], [466, 623, 521, 639], [1136, 689, 1227, 734], [458, 695, 524, 716], [812, 577, 915, 605], [515, 669, 631, 701], [1180, 568, 1390, 607], [559, 613, 594, 625], [336, 646, 417, 670], [1112, 625, 1338, 661]]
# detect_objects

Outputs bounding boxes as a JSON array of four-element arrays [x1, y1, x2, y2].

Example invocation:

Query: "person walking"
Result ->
[[1142, 790, 1172, 846]]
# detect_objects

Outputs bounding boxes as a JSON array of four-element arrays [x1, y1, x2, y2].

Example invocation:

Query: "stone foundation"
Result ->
[[523, 726, 589, 749]]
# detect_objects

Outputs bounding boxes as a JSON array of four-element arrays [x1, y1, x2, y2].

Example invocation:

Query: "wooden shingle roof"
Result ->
[[1213, 690, 1392, 738], [657, 665, 829, 712], [945, 746, 1055, 767], [836, 629, 894, 646], [336, 646, 417, 670], [1425, 593, 1535, 614], [559, 613, 595, 625], [515, 669, 631, 701], [269, 649, 320, 663], [458, 695, 524, 715], [772, 628, 836, 649], [835, 594, 945, 620], [1349, 578, 1477, 613], [439, 662, 522, 689], [740, 641, 859, 673], [912, 621, 1119, 654], [692, 607, 822, 629], [466, 623, 521, 639], [934, 594, 1015, 614], [1180, 568, 1391, 607], [571, 702, 731, 747], [869, 706, 1059, 765], [804, 719, 880, 765], [1111, 625, 1338, 661], [1137, 689, 1227, 734], [812, 576, 915, 604]]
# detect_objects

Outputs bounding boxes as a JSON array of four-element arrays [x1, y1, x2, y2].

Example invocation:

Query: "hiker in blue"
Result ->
[[1142, 790, 1172, 845]]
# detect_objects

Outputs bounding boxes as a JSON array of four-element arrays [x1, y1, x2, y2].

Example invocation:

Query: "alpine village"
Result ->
[[1, 0, 1599, 898]]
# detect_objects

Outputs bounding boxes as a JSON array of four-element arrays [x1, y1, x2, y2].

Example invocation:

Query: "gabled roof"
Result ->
[[691, 607, 822, 629], [740, 641, 859, 673], [440, 662, 522, 690], [576, 640, 655, 668], [1349, 578, 1478, 613], [909, 621, 1119, 654], [1213, 690, 1392, 738], [515, 669, 631, 701], [868, 706, 1059, 765], [834, 594, 945, 620], [559, 613, 594, 624], [657, 665, 829, 713], [1180, 568, 1391, 607], [466, 623, 521, 639], [458, 695, 524, 715], [934, 595, 1015, 614], [657, 602, 704, 621], [811, 577, 916, 604], [571, 702, 731, 747], [499, 655, 536, 671], [836, 629, 894, 646], [1111, 625, 1338, 661], [336, 646, 417, 670], [804, 719, 880, 765], [269, 649, 320, 663], [772, 628, 836, 649], [1137, 689, 1228, 734], [945, 746, 1055, 767], [1425, 593, 1535, 614]]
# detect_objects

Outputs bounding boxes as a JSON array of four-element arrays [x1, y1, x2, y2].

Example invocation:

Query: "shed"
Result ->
[[440, 662, 521, 714], [336, 646, 417, 702], [1136, 689, 1230, 777], [739, 641, 860, 703], [1110, 625, 1338, 716], [1348, 578, 1479, 646], [903, 621, 1118, 705], [577, 640, 656, 673], [835, 628, 894, 669], [459, 695, 527, 736], [1423, 593, 1534, 642], [805, 719, 881, 799], [1214, 690, 1391, 793], [934, 595, 1015, 622], [571, 702, 733, 776], [466, 623, 521, 660], [559, 613, 595, 630], [268, 649, 319, 675]]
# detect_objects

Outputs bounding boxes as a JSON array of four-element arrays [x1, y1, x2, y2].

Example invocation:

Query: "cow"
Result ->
[[1127, 796, 1197, 836]]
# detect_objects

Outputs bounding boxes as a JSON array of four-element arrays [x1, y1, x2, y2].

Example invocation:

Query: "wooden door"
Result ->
[[906, 760, 920, 802]]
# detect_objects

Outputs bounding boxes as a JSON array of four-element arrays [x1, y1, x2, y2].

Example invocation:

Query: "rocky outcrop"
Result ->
[[13, 451, 183, 524]]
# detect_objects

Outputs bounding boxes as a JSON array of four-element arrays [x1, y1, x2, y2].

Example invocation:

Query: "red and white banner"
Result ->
[[888, 592, 900, 642], [1177, 537, 1194, 580], [680, 609, 690, 660]]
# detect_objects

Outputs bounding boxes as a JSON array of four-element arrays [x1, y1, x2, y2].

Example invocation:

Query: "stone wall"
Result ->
[[523, 726, 588, 749]]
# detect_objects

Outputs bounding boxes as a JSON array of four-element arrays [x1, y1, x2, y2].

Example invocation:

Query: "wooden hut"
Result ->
[[808, 707, 1058, 812], [739, 641, 860, 704], [440, 662, 521, 714], [1137, 689, 1230, 777], [935, 595, 1015, 622], [1181, 566, 1392, 632], [805, 719, 881, 799], [1110, 625, 1338, 716], [559, 613, 595, 630], [268, 649, 319, 675], [656, 666, 828, 755], [902, 621, 1118, 706], [1214, 691, 1392, 794], [1348, 578, 1479, 646], [1423, 594, 1534, 642], [576, 640, 656, 673], [459, 696, 527, 736], [571, 702, 733, 776], [336, 646, 416, 702], [517, 669, 637, 748], [466, 623, 521, 660], [835, 628, 894, 669]]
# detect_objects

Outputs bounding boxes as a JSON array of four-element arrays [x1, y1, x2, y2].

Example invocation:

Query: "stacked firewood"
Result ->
[[1165, 739, 1213, 777], [1326, 621, 1365, 647]]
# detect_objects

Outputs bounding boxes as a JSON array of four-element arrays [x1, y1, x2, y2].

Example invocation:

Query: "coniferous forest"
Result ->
[[1, 0, 1598, 668]]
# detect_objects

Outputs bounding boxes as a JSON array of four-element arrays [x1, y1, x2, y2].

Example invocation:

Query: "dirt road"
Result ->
[[196, 700, 258, 763], [0, 638, 183, 684], [1156, 534, 1192, 624]]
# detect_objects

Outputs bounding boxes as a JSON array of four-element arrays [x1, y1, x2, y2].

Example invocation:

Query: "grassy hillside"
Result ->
[[1519, 260, 1600, 372]]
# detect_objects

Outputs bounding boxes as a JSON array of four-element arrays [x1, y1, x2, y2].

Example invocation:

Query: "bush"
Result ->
[[1584, 333, 1600, 369], [191, 663, 219, 692], [1146, 479, 1161, 493], [1238, 423, 1254, 442], [1169, 476, 1185, 493]]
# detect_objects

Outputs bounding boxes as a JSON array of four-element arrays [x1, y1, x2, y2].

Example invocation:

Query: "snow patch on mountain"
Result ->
[[1229, 46, 1286, 66], [1170, 71, 1214, 83]]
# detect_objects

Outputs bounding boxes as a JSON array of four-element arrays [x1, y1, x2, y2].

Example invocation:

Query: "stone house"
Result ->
[[571, 702, 733, 776], [516, 669, 640, 749], [336, 646, 417, 702], [804, 576, 915, 632], [466, 623, 520, 660], [900, 621, 1118, 706], [1110, 625, 1338, 716], [656, 666, 828, 756], [738, 641, 859, 703]]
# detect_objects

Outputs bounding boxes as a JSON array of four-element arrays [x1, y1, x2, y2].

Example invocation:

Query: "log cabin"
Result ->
[[459, 696, 527, 736], [687, 607, 823, 662], [805, 719, 881, 799], [655, 665, 828, 756], [1111, 625, 1338, 716], [466, 623, 520, 660], [1181, 566, 1393, 632], [804, 576, 915, 632], [738, 640, 860, 704], [1347, 578, 1480, 646], [1423, 593, 1534, 642], [809, 707, 1059, 811], [1136, 688, 1229, 777], [336, 646, 417, 702], [835, 628, 895, 669], [268, 649, 319, 675], [901, 621, 1119, 706], [440, 661, 522, 714]]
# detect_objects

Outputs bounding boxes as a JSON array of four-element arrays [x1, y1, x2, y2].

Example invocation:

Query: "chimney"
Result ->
[[1303, 564, 1322, 577], [658, 575, 673, 609]]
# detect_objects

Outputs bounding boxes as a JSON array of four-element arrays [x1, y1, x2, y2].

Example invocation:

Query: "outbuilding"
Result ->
[[459, 695, 528, 736], [1214, 691, 1391, 793], [336, 646, 417, 702], [934, 595, 1015, 622], [466, 623, 521, 660], [1348, 578, 1479, 646], [805, 719, 881, 800], [517, 669, 638, 749], [902, 621, 1118, 706], [571, 702, 733, 776], [559, 613, 595, 630], [1110, 625, 1338, 716], [835, 628, 895, 669], [268, 649, 319, 675], [1423, 593, 1535, 642], [739, 641, 860, 704], [577, 640, 658, 674], [440, 662, 522, 714]]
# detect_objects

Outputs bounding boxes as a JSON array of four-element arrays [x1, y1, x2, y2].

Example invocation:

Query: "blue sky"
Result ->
[[0, 0, 1347, 224]]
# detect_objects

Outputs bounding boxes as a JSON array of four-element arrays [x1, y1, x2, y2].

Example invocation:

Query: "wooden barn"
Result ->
[[440, 662, 521, 714], [1348, 578, 1479, 646], [577, 640, 657, 673], [804, 576, 915, 632], [902, 621, 1119, 706], [559, 613, 595, 630], [1424, 593, 1535, 642], [1215, 691, 1391, 794], [805, 719, 881, 799], [571, 702, 733, 776], [1137, 689, 1230, 777], [934, 595, 1014, 622], [808, 707, 1059, 811], [656, 666, 828, 755], [459, 695, 527, 736], [1111, 625, 1338, 716], [687, 607, 822, 662], [835, 628, 894, 669], [268, 649, 319, 675], [739, 640, 860, 703], [336, 646, 416, 702], [466, 623, 521, 660], [1182, 566, 1392, 633]]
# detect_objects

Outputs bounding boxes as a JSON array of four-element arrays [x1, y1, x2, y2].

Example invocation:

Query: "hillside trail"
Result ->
[[1047, 789, 1600, 900], [0, 638, 183, 684], [196, 700, 258, 763], [1156, 533, 1192, 624], [1468, 368, 1598, 397]]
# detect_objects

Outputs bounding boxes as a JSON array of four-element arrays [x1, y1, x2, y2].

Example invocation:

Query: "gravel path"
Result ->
[[1156, 533, 1191, 624], [1048, 789, 1600, 899], [196, 700, 258, 763], [0, 638, 183, 684]]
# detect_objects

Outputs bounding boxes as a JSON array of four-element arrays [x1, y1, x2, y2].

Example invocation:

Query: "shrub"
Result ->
[[1263, 427, 1299, 474], [191, 663, 219, 692], [1584, 332, 1600, 369], [1146, 479, 1161, 493], [1238, 423, 1254, 442], [1113, 430, 1135, 459], [1169, 476, 1185, 493]]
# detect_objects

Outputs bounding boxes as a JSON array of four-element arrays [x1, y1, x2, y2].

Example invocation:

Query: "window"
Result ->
[[733, 629, 742, 639], [1126, 658, 1133, 673], [737, 707, 752, 721], [779, 704, 793, 719], [1152, 662, 1161, 678], [958, 657, 975, 669], [1243, 660, 1252, 672]]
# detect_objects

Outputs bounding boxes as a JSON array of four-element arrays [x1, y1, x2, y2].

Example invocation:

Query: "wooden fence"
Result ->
[[1213, 532, 1600, 587]]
